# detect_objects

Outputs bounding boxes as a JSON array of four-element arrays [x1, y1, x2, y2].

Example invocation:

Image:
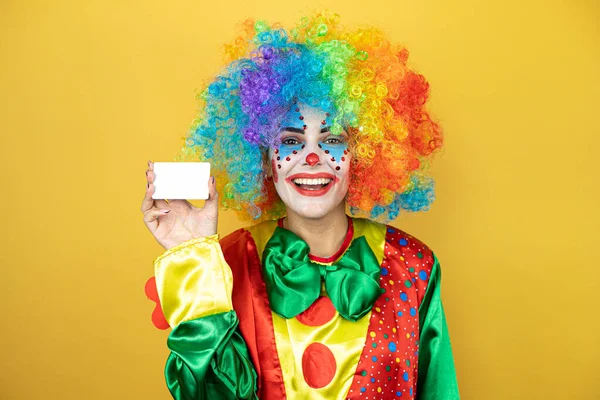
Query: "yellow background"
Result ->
[[1, 0, 598, 399]]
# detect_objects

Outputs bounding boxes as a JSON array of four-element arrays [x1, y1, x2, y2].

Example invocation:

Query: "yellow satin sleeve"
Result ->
[[153, 234, 234, 327]]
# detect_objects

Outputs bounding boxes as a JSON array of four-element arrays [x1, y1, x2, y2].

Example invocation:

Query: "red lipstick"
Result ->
[[285, 173, 339, 197]]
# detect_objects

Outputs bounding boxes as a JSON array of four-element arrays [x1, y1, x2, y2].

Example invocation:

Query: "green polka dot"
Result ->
[[406, 359, 411, 367], [381, 288, 387, 294], [385, 365, 391, 372], [385, 297, 390, 302], [409, 267, 415, 272], [383, 334, 389, 339], [404, 280, 412, 288], [417, 252, 423, 258], [372, 342, 377, 348], [361, 370, 367, 376], [388, 376, 392, 381]]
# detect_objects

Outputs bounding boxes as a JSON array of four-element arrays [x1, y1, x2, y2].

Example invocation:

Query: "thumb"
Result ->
[[204, 176, 219, 208]]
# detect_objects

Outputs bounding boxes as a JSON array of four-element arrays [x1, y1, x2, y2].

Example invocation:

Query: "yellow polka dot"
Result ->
[[396, 357, 401, 363], [377, 387, 382, 393], [392, 328, 397, 333], [389, 280, 394, 285], [379, 320, 383, 325], [375, 307, 381, 312], [370, 331, 376, 338], [400, 256, 405, 261], [406, 333, 410, 339]]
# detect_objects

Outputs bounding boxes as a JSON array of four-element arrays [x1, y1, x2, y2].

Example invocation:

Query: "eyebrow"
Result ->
[[282, 126, 331, 134]]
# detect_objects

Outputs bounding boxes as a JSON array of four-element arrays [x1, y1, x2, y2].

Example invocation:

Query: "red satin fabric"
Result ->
[[220, 229, 286, 400]]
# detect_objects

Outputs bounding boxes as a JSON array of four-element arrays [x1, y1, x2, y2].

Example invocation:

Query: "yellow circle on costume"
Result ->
[[377, 387, 382, 393], [375, 307, 381, 312], [400, 256, 405, 261], [396, 357, 401, 363], [389, 280, 394, 285], [392, 328, 397, 333], [379, 320, 383, 324], [370, 331, 376, 338], [406, 333, 410, 338]]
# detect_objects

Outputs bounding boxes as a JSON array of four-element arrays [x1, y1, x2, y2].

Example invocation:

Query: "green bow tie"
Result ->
[[262, 226, 382, 322]]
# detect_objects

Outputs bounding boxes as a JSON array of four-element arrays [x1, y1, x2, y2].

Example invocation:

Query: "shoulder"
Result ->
[[383, 225, 435, 266], [380, 224, 437, 308], [219, 219, 279, 262]]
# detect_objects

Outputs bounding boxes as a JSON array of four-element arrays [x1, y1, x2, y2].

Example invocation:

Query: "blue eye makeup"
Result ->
[[320, 136, 348, 163], [278, 141, 303, 159]]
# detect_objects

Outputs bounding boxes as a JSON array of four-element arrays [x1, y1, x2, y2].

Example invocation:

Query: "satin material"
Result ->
[[165, 311, 258, 400], [262, 226, 382, 321], [146, 217, 459, 399], [154, 234, 234, 327], [271, 291, 372, 399], [251, 217, 387, 400], [417, 253, 460, 399], [222, 226, 287, 400]]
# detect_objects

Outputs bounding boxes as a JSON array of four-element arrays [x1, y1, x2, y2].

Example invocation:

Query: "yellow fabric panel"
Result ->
[[272, 307, 371, 399], [153, 234, 234, 327], [250, 217, 387, 399]]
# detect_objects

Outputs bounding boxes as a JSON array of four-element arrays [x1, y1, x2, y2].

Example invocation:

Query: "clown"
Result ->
[[141, 11, 459, 400]]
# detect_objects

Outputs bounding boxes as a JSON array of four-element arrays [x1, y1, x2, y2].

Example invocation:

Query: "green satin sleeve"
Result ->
[[417, 253, 460, 400], [165, 310, 259, 400]]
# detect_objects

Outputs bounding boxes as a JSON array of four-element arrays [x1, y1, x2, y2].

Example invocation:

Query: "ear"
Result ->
[[264, 151, 273, 178]]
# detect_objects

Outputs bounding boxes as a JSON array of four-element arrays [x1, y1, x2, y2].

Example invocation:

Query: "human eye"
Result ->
[[323, 136, 345, 145], [281, 137, 300, 145]]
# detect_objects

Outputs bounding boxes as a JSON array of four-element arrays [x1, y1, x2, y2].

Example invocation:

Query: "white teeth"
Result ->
[[292, 178, 332, 185]]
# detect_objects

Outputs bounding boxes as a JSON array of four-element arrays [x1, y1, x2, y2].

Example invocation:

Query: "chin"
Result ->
[[289, 206, 334, 220]]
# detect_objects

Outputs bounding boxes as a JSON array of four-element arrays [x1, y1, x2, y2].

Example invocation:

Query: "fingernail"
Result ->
[[211, 176, 215, 184], [164, 209, 170, 213], [147, 182, 149, 188]]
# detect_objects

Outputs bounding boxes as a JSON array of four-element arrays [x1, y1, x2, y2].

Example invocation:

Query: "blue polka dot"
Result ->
[[397, 311, 403, 316], [410, 307, 417, 317], [381, 268, 389, 276], [411, 331, 415, 337], [400, 292, 408, 301], [410, 387, 413, 396], [403, 372, 409, 382], [412, 277, 416, 282], [419, 270, 428, 280], [387, 228, 395, 233], [399, 238, 408, 246], [370, 377, 376, 383], [361, 387, 366, 393], [388, 342, 397, 352], [372, 356, 378, 362], [396, 391, 403, 397]]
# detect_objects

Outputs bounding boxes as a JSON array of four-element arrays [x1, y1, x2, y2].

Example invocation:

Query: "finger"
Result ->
[[204, 176, 219, 207], [143, 207, 171, 230], [141, 171, 155, 213]]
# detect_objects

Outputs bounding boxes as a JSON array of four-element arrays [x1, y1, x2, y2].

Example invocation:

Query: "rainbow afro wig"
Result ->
[[174, 10, 444, 223]]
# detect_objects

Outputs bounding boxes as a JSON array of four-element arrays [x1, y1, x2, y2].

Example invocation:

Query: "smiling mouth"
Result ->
[[292, 178, 333, 190]]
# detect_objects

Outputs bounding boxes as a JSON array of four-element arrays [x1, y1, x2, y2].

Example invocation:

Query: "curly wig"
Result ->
[[174, 10, 443, 223]]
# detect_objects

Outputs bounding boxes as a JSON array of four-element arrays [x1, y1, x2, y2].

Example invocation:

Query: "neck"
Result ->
[[283, 203, 349, 258]]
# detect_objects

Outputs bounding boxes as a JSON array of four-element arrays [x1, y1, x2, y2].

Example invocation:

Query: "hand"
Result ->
[[141, 160, 219, 250]]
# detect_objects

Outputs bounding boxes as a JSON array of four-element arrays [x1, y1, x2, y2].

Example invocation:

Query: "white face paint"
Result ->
[[268, 103, 352, 219]]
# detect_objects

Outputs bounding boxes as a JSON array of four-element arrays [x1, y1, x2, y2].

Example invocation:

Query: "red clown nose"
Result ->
[[305, 152, 320, 166]]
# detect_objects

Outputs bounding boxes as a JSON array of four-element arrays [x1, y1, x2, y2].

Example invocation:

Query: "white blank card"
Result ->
[[151, 162, 211, 200]]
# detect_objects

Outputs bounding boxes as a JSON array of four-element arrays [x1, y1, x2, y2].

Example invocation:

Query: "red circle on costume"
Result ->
[[306, 152, 319, 166], [296, 296, 336, 326], [302, 342, 337, 388]]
